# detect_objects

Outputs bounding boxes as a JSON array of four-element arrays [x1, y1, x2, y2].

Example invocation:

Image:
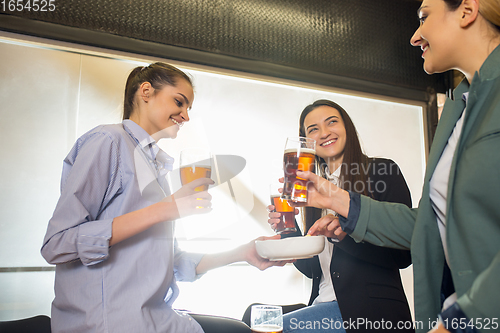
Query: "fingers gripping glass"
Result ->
[[270, 181, 296, 234]]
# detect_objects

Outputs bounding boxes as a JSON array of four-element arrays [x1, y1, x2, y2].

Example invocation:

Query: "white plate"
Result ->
[[255, 236, 326, 261]]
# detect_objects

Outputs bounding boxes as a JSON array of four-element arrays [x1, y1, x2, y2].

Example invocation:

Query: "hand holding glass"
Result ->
[[270, 182, 296, 234]]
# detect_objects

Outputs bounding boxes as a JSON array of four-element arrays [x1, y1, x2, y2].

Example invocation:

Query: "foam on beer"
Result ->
[[183, 164, 212, 169], [251, 325, 283, 333], [284, 148, 315, 155]]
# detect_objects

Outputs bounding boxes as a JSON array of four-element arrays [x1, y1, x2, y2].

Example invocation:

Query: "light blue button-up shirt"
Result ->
[[41, 120, 205, 333]]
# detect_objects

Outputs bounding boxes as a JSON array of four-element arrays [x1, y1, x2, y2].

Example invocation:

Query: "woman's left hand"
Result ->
[[307, 214, 346, 241], [242, 235, 294, 270], [195, 235, 294, 275]]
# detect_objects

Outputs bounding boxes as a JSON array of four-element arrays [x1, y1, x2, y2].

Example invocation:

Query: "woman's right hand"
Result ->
[[167, 177, 214, 219], [267, 205, 281, 232], [295, 170, 350, 217], [267, 204, 299, 232]]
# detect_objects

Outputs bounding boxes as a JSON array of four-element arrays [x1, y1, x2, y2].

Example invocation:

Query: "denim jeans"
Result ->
[[283, 301, 346, 333]]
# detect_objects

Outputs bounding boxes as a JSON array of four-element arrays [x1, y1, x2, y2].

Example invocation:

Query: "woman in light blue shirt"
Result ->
[[41, 62, 281, 333]]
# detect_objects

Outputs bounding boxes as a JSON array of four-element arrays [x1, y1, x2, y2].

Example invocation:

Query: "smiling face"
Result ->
[[303, 105, 347, 167], [133, 78, 194, 140], [410, 0, 462, 74]]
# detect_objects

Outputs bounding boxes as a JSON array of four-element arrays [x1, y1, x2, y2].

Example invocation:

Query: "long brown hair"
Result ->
[[299, 99, 371, 232], [123, 62, 192, 120]]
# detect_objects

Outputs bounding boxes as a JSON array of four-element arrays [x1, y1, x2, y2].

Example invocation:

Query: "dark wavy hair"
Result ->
[[123, 62, 192, 120], [299, 99, 371, 231]]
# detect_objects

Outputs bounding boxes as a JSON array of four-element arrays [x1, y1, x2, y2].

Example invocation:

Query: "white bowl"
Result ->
[[255, 236, 326, 261]]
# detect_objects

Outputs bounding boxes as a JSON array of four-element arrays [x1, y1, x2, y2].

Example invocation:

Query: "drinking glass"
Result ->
[[282, 137, 316, 203], [251, 305, 283, 333], [270, 181, 296, 234], [179, 149, 212, 191]]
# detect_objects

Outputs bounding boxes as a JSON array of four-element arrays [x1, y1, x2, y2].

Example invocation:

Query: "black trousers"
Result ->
[[192, 314, 251, 333]]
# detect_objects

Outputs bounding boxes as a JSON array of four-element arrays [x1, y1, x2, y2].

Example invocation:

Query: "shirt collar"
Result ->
[[123, 119, 174, 171], [453, 43, 500, 100], [123, 119, 155, 151], [325, 164, 341, 180], [478, 43, 500, 81]]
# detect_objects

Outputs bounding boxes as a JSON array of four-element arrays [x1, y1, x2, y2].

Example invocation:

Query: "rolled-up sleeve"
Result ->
[[173, 240, 205, 282], [41, 131, 121, 266], [76, 219, 114, 266]]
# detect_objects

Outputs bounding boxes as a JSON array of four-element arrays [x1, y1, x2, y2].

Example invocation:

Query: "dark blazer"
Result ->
[[283, 158, 414, 332]]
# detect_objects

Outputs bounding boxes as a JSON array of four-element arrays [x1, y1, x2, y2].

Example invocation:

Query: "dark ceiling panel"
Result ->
[[0, 0, 450, 100]]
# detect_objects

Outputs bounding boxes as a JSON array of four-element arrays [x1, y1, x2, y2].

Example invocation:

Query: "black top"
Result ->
[[283, 158, 414, 332]]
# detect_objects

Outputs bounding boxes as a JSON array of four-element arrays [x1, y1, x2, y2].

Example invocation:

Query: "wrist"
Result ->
[[156, 199, 179, 222], [238, 242, 252, 263], [329, 188, 349, 217]]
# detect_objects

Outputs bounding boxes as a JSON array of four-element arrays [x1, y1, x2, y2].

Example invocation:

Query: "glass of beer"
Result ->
[[179, 148, 212, 191], [282, 137, 316, 203], [251, 305, 283, 333], [270, 182, 296, 234]]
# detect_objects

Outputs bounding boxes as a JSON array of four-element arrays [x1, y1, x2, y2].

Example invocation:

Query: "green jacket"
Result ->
[[351, 45, 500, 332]]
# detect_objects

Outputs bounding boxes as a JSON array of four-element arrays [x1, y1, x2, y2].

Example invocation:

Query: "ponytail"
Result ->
[[123, 63, 192, 120]]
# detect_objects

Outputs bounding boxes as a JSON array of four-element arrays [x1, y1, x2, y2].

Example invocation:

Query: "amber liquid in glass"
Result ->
[[282, 148, 315, 202], [180, 165, 212, 191], [270, 195, 295, 234]]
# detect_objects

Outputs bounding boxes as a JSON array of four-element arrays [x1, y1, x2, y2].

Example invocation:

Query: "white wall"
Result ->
[[0, 32, 424, 321]]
